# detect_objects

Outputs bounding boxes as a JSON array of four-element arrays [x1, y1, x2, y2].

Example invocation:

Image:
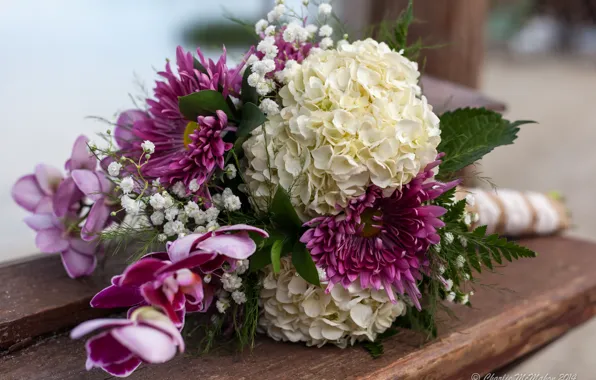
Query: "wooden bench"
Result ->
[[2, 79, 593, 380]]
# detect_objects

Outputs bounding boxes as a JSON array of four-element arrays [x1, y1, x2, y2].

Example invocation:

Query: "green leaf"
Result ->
[[193, 58, 209, 75], [249, 248, 272, 272], [241, 67, 259, 105], [270, 240, 284, 274], [437, 108, 535, 177], [236, 102, 266, 138], [292, 241, 320, 286], [270, 187, 303, 232], [178, 90, 234, 121], [363, 340, 384, 359]]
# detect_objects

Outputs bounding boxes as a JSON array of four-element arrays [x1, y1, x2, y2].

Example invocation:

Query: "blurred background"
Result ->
[[1, 0, 594, 261], [0, 0, 594, 376]]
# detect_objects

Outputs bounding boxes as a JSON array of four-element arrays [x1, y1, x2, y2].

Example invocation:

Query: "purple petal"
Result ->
[[71, 170, 111, 202], [85, 331, 133, 368], [119, 258, 168, 287], [141, 319, 186, 351], [157, 252, 217, 275], [70, 318, 132, 339], [115, 110, 148, 149], [166, 234, 200, 263], [53, 177, 84, 218], [81, 202, 110, 241], [196, 231, 257, 259], [91, 285, 145, 309], [214, 224, 269, 238], [140, 285, 183, 327], [61, 248, 97, 278], [102, 356, 142, 377], [12, 174, 45, 212], [66, 135, 96, 172], [34, 164, 63, 195], [36, 228, 69, 253], [24, 213, 56, 231], [111, 325, 178, 363], [69, 238, 99, 256]]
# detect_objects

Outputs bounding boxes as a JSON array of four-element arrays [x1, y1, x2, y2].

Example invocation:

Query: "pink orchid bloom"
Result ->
[[12, 135, 110, 278], [91, 225, 268, 327], [71, 307, 184, 377]]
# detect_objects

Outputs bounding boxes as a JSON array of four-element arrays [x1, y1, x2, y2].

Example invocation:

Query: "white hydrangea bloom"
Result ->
[[107, 162, 122, 177], [150, 211, 165, 226], [120, 177, 135, 194], [243, 39, 439, 216], [141, 140, 155, 154], [259, 258, 406, 348]]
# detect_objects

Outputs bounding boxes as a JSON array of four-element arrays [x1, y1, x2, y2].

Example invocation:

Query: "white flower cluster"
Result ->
[[243, 39, 440, 216], [212, 188, 242, 212], [215, 259, 250, 313], [258, 258, 406, 348]]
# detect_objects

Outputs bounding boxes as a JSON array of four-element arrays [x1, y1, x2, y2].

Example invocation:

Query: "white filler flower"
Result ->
[[243, 39, 440, 216], [258, 258, 405, 348]]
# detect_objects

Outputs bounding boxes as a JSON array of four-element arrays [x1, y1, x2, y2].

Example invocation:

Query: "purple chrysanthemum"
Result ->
[[300, 156, 459, 309], [115, 45, 249, 190], [148, 46, 245, 120]]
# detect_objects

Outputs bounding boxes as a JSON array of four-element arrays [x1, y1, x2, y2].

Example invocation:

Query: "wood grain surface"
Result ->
[[0, 253, 126, 350], [1, 236, 595, 379]]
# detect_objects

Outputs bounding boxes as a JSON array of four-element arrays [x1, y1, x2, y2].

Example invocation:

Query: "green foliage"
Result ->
[[369, 0, 423, 61], [236, 102, 266, 138], [269, 187, 303, 233], [178, 90, 235, 122], [292, 241, 321, 287], [235, 273, 261, 350], [394, 307, 438, 339], [437, 108, 535, 177], [363, 340, 385, 359], [241, 67, 259, 105], [270, 239, 284, 273]]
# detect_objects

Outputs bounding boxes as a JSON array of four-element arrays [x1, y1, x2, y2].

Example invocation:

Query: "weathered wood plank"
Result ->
[[1, 237, 594, 379], [421, 76, 506, 114], [0, 254, 125, 350]]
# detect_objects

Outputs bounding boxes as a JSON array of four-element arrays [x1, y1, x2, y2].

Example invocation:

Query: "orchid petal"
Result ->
[[71, 170, 111, 202], [166, 234, 200, 263], [196, 231, 257, 259], [81, 202, 110, 241], [111, 325, 178, 364], [157, 252, 217, 275], [91, 285, 144, 309], [214, 224, 269, 238], [53, 177, 84, 218], [61, 249, 97, 278], [12, 174, 45, 212], [84, 331, 133, 367], [119, 258, 168, 287], [70, 319, 132, 339], [35, 228, 69, 253], [34, 164, 63, 195], [140, 285, 182, 327], [66, 135, 96, 172], [102, 356, 142, 377], [24, 213, 56, 231]]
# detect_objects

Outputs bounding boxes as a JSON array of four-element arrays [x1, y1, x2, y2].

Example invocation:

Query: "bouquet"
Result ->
[[12, 1, 561, 377]]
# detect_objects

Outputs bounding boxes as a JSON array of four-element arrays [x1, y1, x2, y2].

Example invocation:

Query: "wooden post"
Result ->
[[367, 0, 489, 89]]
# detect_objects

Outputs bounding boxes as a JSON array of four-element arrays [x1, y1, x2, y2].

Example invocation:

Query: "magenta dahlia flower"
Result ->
[[71, 306, 184, 377], [300, 157, 459, 309], [114, 46, 251, 190]]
